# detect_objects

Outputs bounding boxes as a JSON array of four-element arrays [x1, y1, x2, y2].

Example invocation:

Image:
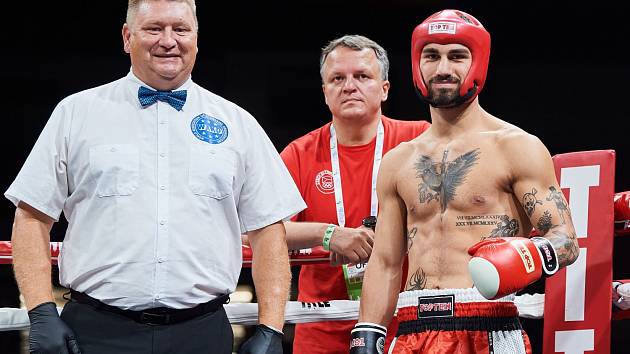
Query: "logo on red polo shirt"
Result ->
[[315, 170, 335, 194]]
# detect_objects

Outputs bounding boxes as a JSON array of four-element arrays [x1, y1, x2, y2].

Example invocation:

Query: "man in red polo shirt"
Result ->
[[281, 34, 430, 354]]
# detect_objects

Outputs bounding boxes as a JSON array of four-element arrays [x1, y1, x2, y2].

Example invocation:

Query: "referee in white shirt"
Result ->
[[5, 1, 305, 353]]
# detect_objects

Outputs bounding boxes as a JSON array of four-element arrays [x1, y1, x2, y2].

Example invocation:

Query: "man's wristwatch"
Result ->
[[362, 216, 377, 231]]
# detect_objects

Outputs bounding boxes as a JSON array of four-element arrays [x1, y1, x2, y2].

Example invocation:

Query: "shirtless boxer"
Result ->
[[349, 9, 580, 354]]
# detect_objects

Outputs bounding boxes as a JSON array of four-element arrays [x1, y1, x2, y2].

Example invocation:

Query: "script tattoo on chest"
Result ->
[[456, 215, 520, 239], [414, 149, 480, 212]]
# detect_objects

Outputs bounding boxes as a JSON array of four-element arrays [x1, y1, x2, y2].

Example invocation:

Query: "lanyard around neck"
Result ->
[[329, 119, 384, 227]]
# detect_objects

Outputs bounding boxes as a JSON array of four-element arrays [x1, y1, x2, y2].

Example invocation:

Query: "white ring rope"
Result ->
[[0, 294, 545, 331], [2, 236, 629, 331]]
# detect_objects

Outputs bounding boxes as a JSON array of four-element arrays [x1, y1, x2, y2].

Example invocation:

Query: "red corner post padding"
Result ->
[[0, 241, 331, 267], [543, 150, 615, 354]]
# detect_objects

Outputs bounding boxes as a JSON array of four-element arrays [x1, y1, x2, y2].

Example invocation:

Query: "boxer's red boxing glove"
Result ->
[[614, 191, 630, 236], [468, 237, 558, 299]]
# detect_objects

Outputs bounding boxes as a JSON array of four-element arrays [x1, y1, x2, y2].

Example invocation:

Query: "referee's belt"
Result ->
[[70, 290, 230, 326]]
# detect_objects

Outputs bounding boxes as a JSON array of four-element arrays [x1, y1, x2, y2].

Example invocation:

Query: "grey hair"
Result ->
[[126, 0, 198, 31], [319, 34, 389, 82]]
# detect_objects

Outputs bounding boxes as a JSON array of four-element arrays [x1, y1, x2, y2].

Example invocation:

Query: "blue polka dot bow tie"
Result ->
[[138, 86, 187, 111]]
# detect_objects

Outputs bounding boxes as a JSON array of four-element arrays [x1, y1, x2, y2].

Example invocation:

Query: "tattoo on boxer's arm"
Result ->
[[546, 186, 570, 224], [522, 188, 543, 217], [545, 228, 579, 266], [537, 210, 553, 233], [414, 148, 480, 212], [407, 227, 417, 251], [407, 267, 427, 291]]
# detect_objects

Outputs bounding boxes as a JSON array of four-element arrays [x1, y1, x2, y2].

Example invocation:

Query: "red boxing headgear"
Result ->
[[411, 9, 491, 105]]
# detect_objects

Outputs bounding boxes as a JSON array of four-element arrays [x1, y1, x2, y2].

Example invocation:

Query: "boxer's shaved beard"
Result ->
[[427, 75, 462, 108]]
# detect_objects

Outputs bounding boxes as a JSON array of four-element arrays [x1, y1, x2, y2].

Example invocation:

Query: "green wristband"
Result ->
[[322, 224, 336, 251]]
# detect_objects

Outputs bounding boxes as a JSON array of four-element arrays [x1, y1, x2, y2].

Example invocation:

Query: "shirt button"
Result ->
[[160, 185, 166, 190], [110, 147, 117, 152], [158, 257, 165, 263], [159, 220, 166, 225], [160, 120, 167, 125], [159, 152, 166, 158], [155, 294, 161, 300]]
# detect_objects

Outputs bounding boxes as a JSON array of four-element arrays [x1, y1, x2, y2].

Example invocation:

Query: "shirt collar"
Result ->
[[125, 69, 193, 91]]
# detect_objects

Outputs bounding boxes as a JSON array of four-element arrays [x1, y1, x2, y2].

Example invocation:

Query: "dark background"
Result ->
[[2, 1, 629, 353]]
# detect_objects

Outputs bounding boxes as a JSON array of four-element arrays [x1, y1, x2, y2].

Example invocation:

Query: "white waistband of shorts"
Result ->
[[397, 288, 515, 309]]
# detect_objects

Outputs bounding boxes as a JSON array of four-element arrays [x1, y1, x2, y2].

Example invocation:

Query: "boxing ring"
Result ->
[[1, 150, 629, 354], [0, 242, 549, 328]]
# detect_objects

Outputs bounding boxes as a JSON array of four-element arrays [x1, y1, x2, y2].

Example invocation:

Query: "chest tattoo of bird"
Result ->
[[414, 148, 480, 212]]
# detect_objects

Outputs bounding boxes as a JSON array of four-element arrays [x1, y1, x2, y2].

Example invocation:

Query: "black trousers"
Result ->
[[60, 300, 233, 354]]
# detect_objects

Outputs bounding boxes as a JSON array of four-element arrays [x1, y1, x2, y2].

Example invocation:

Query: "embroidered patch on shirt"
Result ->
[[191, 113, 228, 144]]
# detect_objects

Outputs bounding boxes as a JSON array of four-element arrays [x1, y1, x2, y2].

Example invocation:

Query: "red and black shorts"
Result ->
[[390, 288, 532, 354]]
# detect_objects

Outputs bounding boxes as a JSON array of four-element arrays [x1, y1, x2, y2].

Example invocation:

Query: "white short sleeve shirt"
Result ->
[[5, 72, 306, 310]]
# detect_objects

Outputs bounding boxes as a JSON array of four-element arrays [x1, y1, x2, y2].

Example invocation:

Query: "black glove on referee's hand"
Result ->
[[239, 324, 283, 354], [28, 302, 82, 354]]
